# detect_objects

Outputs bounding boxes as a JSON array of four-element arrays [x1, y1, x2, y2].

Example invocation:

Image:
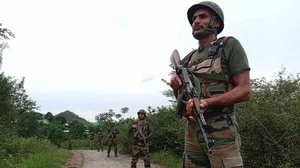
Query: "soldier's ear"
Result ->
[[214, 18, 220, 30]]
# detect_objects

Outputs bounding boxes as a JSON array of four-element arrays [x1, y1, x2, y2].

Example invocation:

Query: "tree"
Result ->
[[160, 70, 177, 105], [0, 23, 15, 40], [69, 120, 86, 139], [95, 109, 117, 124], [120, 107, 129, 114], [0, 23, 15, 69], [17, 112, 42, 138], [44, 123, 64, 144]]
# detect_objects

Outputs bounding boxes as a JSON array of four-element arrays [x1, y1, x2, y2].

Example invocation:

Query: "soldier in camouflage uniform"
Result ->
[[107, 122, 120, 157], [129, 109, 153, 168], [170, 1, 251, 168], [89, 132, 96, 150], [67, 138, 72, 150], [97, 128, 104, 152]]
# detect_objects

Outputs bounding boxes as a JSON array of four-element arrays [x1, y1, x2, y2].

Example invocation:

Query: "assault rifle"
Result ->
[[170, 49, 215, 154], [133, 125, 147, 145], [108, 126, 115, 138]]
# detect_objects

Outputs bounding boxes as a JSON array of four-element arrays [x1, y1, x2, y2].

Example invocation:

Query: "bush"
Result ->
[[236, 70, 300, 167], [0, 137, 71, 168], [61, 139, 90, 150]]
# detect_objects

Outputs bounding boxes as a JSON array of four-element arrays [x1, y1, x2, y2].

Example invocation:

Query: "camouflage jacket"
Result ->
[[129, 119, 153, 143], [107, 128, 119, 140], [97, 131, 104, 140]]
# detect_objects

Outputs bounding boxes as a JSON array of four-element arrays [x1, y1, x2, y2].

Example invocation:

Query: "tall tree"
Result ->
[[0, 23, 15, 69]]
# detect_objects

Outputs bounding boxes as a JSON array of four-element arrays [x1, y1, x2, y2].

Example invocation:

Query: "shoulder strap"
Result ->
[[182, 36, 232, 67], [208, 36, 232, 57], [182, 49, 197, 68]]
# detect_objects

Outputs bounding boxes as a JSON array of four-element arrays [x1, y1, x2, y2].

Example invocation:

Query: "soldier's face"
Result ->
[[192, 9, 212, 40], [138, 113, 145, 120]]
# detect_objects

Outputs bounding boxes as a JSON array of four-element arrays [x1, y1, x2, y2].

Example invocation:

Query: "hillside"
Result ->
[[55, 110, 92, 126]]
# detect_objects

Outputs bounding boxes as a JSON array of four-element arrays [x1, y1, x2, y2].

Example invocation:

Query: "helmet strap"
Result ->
[[206, 15, 218, 35]]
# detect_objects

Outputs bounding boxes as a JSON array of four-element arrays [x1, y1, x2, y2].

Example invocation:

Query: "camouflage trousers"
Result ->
[[183, 113, 243, 168], [131, 142, 151, 168], [89, 139, 95, 150], [97, 139, 103, 151], [107, 139, 118, 156]]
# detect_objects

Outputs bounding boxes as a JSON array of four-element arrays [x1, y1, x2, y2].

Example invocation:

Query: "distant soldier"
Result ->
[[129, 109, 153, 168], [89, 132, 96, 150], [107, 122, 120, 157], [67, 139, 72, 150], [97, 128, 104, 152]]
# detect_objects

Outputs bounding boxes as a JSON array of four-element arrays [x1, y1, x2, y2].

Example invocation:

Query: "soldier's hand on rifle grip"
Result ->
[[186, 99, 209, 122], [170, 75, 182, 98], [132, 125, 136, 129]]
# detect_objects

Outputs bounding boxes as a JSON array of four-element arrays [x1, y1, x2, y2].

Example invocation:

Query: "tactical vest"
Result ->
[[89, 133, 95, 140], [133, 120, 150, 138], [182, 36, 234, 114], [97, 132, 103, 140], [108, 129, 118, 139]]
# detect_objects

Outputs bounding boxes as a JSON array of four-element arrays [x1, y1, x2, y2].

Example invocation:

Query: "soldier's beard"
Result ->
[[138, 116, 145, 120], [193, 30, 209, 40]]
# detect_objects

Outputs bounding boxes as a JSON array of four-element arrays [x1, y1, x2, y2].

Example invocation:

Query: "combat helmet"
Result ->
[[187, 1, 224, 34], [137, 109, 147, 117]]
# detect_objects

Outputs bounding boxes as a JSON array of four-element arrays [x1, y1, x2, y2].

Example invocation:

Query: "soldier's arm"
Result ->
[[128, 121, 137, 133], [146, 123, 153, 139], [205, 38, 251, 108]]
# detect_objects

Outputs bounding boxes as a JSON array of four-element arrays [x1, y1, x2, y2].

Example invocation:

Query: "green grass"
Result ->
[[151, 152, 182, 168], [16, 149, 72, 168]]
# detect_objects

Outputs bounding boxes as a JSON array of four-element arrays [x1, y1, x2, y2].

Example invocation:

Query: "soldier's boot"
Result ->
[[114, 149, 118, 157], [144, 156, 151, 168]]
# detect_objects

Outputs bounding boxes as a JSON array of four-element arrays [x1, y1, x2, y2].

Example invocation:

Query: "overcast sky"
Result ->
[[1, 0, 299, 122]]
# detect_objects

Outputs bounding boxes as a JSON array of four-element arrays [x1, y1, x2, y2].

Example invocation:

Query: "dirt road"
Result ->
[[79, 150, 167, 168]]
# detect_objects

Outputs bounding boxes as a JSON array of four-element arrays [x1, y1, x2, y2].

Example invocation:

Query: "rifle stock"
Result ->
[[169, 49, 215, 154]]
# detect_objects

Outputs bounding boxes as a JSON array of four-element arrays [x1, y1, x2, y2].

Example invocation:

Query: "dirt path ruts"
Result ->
[[79, 150, 167, 168]]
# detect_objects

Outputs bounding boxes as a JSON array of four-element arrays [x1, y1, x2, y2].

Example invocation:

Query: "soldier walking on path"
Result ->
[[97, 128, 104, 152], [89, 132, 96, 150], [107, 122, 120, 157]]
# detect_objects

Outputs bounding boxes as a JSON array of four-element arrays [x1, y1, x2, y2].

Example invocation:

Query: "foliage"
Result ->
[[69, 120, 87, 139], [44, 123, 65, 145], [0, 23, 15, 40], [16, 112, 43, 138], [0, 23, 15, 69], [0, 138, 71, 168], [61, 139, 90, 150], [235, 68, 300, 167]]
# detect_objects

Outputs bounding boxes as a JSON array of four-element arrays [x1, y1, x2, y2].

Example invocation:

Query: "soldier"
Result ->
[[67, 138, 72, 150], [170, 1, 251, 168], [97, 128, 104, 152], [129, 109, 153, 168], [89, 132, 95, 150], [107, 122, 120, 157]]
